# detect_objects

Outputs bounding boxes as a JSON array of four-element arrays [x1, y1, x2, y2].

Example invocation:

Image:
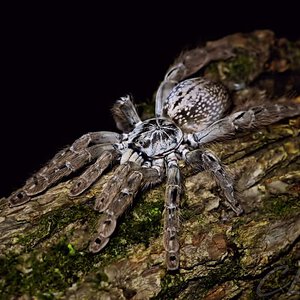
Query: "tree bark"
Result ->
[[1, 30, 300, 299]]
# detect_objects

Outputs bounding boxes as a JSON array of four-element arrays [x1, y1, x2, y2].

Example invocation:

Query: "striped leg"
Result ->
[[89, 162, 162, 253], [186, 149, 243, 215], [164, 153, 182, 270], [8, 131, 120, 206], [189, 103, 300, 146], [111, 95, 141, 133], [69, 150, 119, 196]]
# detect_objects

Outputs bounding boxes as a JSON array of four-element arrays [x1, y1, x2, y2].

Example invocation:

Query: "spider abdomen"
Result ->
[[164, 77, 231, 132]]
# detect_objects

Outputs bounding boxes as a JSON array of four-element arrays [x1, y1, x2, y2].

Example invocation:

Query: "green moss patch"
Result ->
[[0, 239, 96, 299], [155, 259, 242, 299], [262, 195, 300, 219], [205, 48, 258, 84], [100, 191, 164, 259], [18, 201, 99, 249], [1, 188, 165, 298]]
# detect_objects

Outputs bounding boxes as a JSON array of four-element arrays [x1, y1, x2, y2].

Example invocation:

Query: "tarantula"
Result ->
[[8, 45, 300, 270]]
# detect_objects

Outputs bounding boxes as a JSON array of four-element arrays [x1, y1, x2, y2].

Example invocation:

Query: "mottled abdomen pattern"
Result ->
[[164, 77, 231, 132]]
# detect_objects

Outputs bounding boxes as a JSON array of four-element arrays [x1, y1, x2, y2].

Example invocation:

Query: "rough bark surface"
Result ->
[[1, 30, 300, 299]]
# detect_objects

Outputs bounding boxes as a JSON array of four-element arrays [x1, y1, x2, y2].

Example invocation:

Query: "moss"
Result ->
[[0, 202, 103, 299], [0, 239, 96, 299], [154, 272, 186, 300], [200, 261, 242, 297], [205, 48, 257, 84], [154, 259, 242, 299], [224, 50, 257, 82], [190, 259, 243, 298], [17, 189, 164, 261], [180, 207, 197, 221], [232, 217, 248, 229], [262, 194, 300, 219], [0, 187, 165, 298], [18, 201, 99, 249]]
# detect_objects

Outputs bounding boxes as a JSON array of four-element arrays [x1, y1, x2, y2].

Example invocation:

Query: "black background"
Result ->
[[1, 4, 299, 197]]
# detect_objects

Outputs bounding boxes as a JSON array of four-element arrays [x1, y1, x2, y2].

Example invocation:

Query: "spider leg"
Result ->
[[93, 163, 133, 212], [155, 41, 234, 118], [89, 162, 162, 253], [8, 132, 121, 206], [71, 132, 121, 150], [69, 149, 119, 196], [93, 155, 163, 212], [186, 149, 243, 215], [111, 95, 141, 133], [164, 153, 182, 270], [188, 103, 300, 146], [94, 149, 144, 211]]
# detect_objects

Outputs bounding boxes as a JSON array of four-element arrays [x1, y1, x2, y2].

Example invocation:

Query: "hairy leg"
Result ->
[[188, 103, 300, 146], [111, 95, 141, 133], [89, 162, 162, 253], [69, 149, 119, 196], [93, 163, 133, 212], [164, 153, 182, 270], [8, 131, 121, 206], [186, 149, 243, 215]]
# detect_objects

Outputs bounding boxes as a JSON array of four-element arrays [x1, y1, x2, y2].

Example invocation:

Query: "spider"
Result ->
[[8, 45, 300, 270]]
